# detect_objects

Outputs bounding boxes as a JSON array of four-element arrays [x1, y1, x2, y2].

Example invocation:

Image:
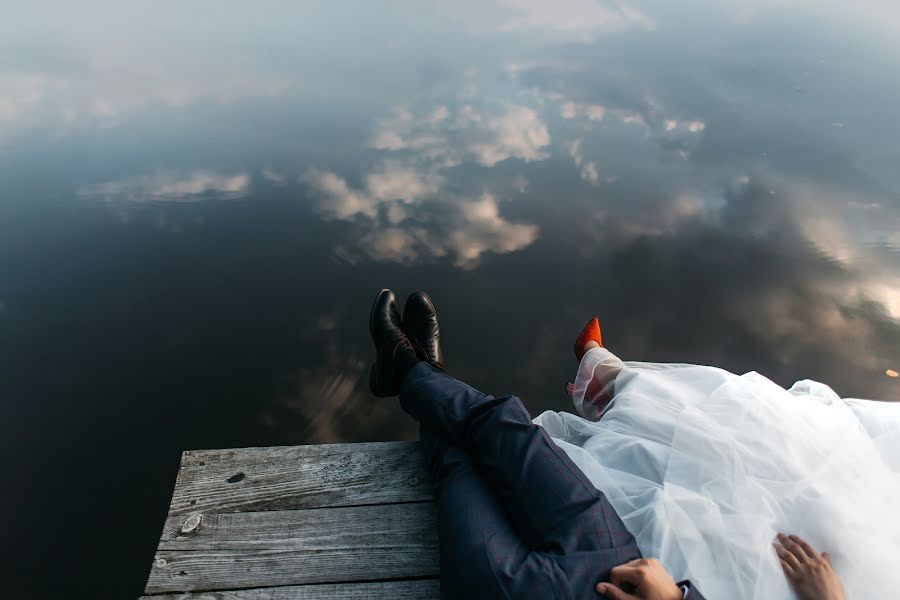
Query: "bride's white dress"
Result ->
[[532, 347, 900, 600]]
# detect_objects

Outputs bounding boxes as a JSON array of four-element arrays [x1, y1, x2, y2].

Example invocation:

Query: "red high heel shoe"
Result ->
[[574, 317, 603, 361]]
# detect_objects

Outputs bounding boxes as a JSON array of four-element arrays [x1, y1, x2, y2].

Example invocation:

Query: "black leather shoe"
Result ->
[[403, 291, 445, 371], [369, 289, 419, 397]]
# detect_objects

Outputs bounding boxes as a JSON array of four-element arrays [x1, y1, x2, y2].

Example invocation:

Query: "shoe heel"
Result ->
[[370, 363, 391, 398], [369, 363, 379, 397]]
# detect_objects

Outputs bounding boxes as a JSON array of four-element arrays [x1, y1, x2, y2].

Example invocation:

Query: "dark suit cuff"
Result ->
[[676, 580, 704, 600]]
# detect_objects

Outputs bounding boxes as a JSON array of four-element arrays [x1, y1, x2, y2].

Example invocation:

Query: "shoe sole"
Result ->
[[369, 289, 393, 398], [369, 288, 389, 339]]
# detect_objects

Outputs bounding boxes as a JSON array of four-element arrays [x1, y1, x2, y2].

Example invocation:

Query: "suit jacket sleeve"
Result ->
[[678, 580, 706, 600]]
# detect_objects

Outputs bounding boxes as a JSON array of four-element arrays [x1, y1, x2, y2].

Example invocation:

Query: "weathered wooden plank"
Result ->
[[147, 547, 439, 594], [139, 578, 439, 599], [147, 503, 440, 593], [167, 442, 433, 517], [157, 502, 438, 551]]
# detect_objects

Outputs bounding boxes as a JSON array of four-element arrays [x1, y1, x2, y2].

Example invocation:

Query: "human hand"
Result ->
[[595, 558, 683, 600], [773, 533, 845, 600]]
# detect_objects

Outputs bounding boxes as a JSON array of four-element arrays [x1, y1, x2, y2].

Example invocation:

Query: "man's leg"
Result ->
[[419, 424, 571, 600], [401, 363, 640, 563]]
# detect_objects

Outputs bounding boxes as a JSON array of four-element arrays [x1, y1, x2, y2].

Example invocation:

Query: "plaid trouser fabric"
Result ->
[[399, 362, 642, 600]]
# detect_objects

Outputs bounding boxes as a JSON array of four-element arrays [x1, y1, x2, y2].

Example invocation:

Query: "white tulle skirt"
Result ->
[[533, 347, 900, 600]]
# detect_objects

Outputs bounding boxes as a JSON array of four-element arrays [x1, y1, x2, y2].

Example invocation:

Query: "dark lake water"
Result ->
[[3, 1, 899, 597]]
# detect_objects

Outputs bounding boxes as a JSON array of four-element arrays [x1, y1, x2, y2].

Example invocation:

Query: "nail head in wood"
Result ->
[[181, 513, 202, 535]]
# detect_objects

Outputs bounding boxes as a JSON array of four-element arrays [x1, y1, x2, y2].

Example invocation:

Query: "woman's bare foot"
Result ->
[[774, 534, 845, 600]]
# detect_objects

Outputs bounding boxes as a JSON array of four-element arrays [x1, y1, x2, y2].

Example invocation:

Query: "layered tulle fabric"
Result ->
[[533, 347, 900, 599]]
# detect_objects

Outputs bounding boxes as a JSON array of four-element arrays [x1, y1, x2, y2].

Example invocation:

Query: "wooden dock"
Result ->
[[141, 441, 440, 599]]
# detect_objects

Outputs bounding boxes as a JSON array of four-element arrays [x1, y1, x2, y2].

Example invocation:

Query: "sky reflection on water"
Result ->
[[2, 1, 900, 597]]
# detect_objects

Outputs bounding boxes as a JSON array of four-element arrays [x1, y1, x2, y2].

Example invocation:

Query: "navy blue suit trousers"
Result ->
[[399, 362, 644, 600]]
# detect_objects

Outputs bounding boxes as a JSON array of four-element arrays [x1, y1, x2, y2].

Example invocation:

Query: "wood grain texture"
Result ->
[[157, 502, 438, 552], [144, 442, 443, 595], [166, 442, 433, 517], [145, 442, 440, 596], [147, 545, 439, 594], [139, 578, 439, 599]]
